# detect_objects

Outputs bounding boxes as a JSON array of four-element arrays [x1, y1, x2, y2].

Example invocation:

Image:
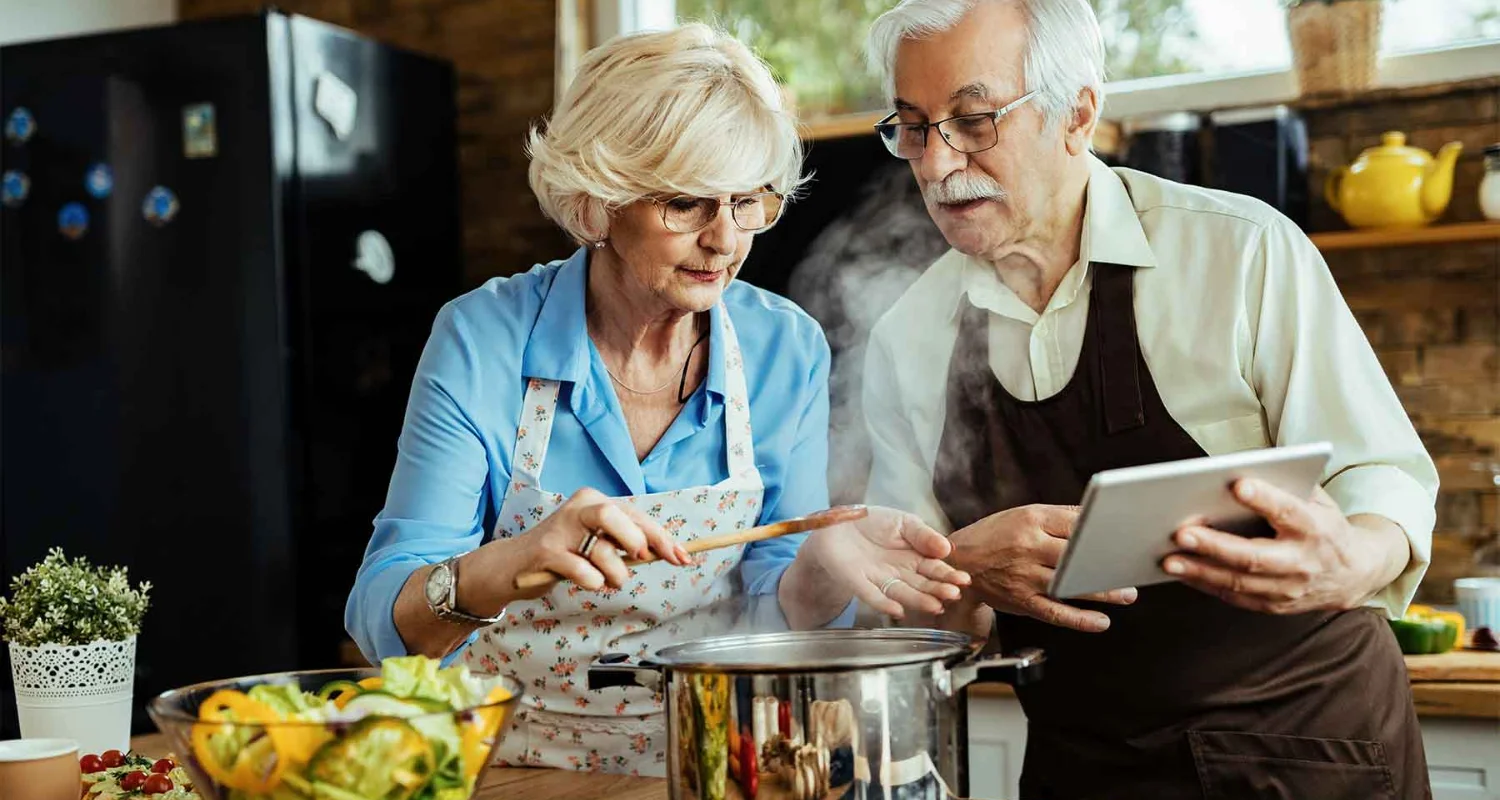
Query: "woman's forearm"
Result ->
[[776, 554, 855, 630], [392, 546, 517, 659]]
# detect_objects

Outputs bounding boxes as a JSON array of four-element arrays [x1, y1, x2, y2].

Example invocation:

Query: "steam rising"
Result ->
[[786, 163, 949, 505]]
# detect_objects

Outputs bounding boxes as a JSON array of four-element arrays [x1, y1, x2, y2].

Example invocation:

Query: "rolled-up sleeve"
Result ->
[[345, 304, 491, 662], [1249, 218, 1439, 617], [739, 324, 832, 596]]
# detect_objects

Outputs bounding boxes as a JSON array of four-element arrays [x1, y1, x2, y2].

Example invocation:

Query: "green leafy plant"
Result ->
[[0, 548, 151, 647]]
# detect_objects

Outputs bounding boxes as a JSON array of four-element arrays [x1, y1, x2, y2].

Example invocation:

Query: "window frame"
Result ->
[[595, 0, 1499, 129]]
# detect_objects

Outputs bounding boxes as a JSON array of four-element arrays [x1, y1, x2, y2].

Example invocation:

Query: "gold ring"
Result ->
[[578, 530, 600, 558]]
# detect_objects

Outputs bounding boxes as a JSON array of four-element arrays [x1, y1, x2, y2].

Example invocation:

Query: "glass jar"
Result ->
[[1482, 144, 1500, 221]]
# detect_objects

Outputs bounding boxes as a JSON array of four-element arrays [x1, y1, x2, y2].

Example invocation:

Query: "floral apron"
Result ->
[[468, 311, 764, 776]]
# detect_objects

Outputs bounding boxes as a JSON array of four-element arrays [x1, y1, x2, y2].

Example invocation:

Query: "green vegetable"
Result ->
[[249, 683, 327, 718], [1390, 617, 1460, 655], [380, 656, 483, 711], [307, 718, 435, 800]]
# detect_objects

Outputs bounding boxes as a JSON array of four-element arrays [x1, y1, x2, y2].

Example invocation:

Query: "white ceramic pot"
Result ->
[[9, 637, 135, 754], [1455, 577, 1500, 634]]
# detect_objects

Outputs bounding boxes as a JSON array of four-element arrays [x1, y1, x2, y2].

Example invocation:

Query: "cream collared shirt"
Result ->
[[862, 154, 1438, 617]]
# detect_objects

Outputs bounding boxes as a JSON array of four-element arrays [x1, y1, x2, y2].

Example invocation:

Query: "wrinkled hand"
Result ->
[[800, 506, 971, 619], [464, 488, 691, 609], [949, 504, 1137, 633], [1163, 480, 1397, 614]]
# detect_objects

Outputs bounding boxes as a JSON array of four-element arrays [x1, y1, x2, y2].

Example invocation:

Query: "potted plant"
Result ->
[[0, 548, 150, 753], [1284, 0, 1384, 97]]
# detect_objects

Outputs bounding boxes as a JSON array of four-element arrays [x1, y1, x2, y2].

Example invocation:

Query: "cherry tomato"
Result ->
[[142, 773, 173, 794], [119, 771, 148, 791], [100, 749, 125, 768], [79, 754, 104, 773], [150, 758, 174, 774]]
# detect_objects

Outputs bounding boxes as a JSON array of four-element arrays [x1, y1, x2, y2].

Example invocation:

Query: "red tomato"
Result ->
[[142, 773, 174, 794], [150, 758, 175, 774], [99, 750, 124, 768], [79, 754, 104, 773], [119, 771, 148, 791]]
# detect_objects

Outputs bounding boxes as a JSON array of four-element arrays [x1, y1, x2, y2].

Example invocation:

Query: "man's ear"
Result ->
[[1064, 86, 1100, 157]]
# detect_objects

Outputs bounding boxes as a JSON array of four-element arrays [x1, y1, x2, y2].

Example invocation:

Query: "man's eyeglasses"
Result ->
[[874, 91, 1039, 160], [653, 191, 785, 234]]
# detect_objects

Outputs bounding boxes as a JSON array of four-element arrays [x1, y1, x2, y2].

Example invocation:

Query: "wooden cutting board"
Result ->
[[1404, 650, 1500, 682]]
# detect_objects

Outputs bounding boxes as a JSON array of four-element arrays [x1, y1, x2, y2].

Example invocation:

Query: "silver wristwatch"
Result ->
[[425, 556, 506, 625]]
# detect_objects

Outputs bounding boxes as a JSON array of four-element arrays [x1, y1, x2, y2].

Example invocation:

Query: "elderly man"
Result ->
[[861, 1, 1439, 797]]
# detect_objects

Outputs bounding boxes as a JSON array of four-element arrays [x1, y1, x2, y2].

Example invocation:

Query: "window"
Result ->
[[615, 0, 1500, 121]]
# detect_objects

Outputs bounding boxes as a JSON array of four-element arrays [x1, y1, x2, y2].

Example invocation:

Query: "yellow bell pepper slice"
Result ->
[[191, 690, 288, 793]]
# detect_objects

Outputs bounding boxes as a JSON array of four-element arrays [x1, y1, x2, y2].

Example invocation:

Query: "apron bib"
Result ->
[[467, 311, 765, 776]]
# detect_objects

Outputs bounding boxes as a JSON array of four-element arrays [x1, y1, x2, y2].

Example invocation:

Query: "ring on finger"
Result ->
[[879, 577, 903, 597], [577, 530, 600, 559]]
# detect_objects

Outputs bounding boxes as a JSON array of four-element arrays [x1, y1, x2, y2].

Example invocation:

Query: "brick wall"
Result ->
[[1303, 79, 1500, 603], [177, 0, 570, 285]]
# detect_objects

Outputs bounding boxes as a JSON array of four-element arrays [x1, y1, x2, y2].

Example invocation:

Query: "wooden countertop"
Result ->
[[970, 650, 1500, 719]]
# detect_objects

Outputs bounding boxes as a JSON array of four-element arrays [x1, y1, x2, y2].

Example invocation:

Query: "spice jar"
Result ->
[[1482, 144, 1500, 221]]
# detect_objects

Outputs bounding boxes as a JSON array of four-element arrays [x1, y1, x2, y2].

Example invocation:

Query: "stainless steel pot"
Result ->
[[588, 628, 1043, 800]]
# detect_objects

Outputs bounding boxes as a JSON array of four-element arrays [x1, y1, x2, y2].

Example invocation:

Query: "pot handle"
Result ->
[[951, 647, 1045, 694], [587, 653, 664, 692]]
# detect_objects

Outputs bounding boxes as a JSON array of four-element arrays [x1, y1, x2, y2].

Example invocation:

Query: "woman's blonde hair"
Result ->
[[527, 23, 807, 245]]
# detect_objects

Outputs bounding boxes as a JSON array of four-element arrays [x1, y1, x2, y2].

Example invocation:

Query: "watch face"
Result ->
[[425, 564, 452, 606]]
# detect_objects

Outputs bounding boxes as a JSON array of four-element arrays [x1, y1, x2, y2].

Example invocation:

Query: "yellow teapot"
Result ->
[[1325, 132, 1462, 228]]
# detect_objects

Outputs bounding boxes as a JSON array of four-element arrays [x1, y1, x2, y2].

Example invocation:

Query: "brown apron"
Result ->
[[934, 262, 1429, 800]]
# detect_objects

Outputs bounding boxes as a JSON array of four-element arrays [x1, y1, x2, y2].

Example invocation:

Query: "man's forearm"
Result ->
[[1348, 513, 1413, 604]]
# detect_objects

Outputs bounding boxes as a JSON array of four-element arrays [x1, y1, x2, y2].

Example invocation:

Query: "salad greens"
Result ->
[[191, 656, 512, 800]]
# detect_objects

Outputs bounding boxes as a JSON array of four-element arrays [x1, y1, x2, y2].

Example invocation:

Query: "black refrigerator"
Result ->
[[0, 11, 462, 735]]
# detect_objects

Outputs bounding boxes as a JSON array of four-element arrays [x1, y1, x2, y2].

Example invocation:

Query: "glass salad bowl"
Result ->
[[146, 657, 521, 800]]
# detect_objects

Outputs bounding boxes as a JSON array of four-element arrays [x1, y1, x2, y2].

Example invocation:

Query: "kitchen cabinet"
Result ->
[[967, 675, 1500, 800]]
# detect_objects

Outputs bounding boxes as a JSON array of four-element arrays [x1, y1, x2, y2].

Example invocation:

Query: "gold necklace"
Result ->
[[603, 327, 709, 398]]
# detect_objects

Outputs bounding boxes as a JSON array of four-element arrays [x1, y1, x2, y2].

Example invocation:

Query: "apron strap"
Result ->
[[1091, 262, 1147, 435], [717, 310, 762, 486], [510, 377, 563, 487]]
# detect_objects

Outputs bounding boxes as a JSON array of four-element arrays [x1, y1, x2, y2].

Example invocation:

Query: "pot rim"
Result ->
[[640, 627, 979, 674]]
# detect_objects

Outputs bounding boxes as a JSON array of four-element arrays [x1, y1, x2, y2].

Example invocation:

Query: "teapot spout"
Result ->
[[1422, 141, 1463, 221]]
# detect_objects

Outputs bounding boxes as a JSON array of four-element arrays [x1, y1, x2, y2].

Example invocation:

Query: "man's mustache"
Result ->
[[925, 172, 1008, 205]]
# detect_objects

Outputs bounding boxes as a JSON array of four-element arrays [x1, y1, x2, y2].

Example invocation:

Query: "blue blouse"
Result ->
[[346, 248, 832, 661]]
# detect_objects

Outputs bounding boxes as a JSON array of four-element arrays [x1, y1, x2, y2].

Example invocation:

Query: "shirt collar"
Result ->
[[1084, 152, 1157, 269], [522, 247, 593, 383], [522, 246, 728, 400]]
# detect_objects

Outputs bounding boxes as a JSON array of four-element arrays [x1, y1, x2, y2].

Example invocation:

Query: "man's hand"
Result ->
[[1163, 480, 1410, 614], [949, 504, 1137, 633]]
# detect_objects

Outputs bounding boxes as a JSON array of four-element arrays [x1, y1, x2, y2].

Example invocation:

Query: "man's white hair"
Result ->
[[867, 0, 1106, 128]]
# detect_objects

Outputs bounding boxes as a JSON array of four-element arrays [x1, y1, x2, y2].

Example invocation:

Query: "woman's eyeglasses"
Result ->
[[875, 91, 1038, 160], [653, 191, 785, 234]]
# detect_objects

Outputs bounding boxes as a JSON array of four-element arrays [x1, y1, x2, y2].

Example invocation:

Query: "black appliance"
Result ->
[[1, 11, 461, 735], [1210, 104, 1311, 228]]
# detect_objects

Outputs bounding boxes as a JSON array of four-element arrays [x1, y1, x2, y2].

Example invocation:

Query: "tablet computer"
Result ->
[[1049, 442, 1333, 600]]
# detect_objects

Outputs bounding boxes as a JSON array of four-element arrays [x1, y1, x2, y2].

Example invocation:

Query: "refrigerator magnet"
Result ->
[[4, 107, 36, 145], [182, 102, 218, 159], [1, 170, 29, 208], [85, 163, 114, 199], [58, 202, 89, 240], [142, 186, 179, 226]]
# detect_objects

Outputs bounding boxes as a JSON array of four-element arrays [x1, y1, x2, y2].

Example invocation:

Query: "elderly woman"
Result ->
[[345, 24, 969, 774]]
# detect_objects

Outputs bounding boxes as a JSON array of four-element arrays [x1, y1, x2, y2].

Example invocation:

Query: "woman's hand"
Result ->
[[459, 489, 692, 613], [795, 506, 971, 620]]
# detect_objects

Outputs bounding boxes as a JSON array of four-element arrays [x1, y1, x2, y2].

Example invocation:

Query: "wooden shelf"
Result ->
[[1309, 221, 1500, 252], [800, 111, 883, 142]]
